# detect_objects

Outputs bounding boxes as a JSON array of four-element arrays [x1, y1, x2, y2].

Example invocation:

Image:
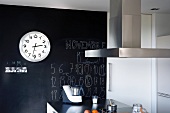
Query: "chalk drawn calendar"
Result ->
[[0, 5, 107, 113], [50, 40, 106, 101]]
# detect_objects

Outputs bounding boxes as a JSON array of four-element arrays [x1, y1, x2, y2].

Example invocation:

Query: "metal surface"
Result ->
[[85, 48, 170, 58], [72, 86, 81, 96], [109, 0, 122, 48], [109, 0, 141, 48], [108, 63, 112, 91], [85, 0, 170, 58], [158, 92, 170, 98], [107, 104, 117, 112]]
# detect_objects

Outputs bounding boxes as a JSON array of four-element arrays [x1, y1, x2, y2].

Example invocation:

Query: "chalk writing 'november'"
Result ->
[[65, 40, 106, 50]]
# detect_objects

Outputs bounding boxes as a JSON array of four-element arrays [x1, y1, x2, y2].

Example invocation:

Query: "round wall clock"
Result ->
[[19, 31, 51, 62]]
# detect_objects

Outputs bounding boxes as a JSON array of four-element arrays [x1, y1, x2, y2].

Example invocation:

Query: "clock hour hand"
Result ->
[[32, 43, 43, 55]]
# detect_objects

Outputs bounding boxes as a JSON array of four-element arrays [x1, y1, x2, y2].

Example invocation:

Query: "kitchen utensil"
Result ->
[[107, 104, 117, 112]]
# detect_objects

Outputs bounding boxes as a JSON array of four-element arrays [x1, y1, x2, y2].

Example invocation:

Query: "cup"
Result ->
[[92, 96, 98, 104]]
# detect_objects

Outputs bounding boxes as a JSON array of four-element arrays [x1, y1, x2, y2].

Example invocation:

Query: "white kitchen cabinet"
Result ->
[[157, 35, 170, 113], [158, 94, 170, 113], [157, 35, 170, 94]]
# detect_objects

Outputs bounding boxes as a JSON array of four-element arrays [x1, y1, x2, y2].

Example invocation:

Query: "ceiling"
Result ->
[[0, 0, 170, 14]]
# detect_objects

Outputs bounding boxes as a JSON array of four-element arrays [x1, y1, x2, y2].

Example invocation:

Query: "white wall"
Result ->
[[106, 15, 152, 113], [155, 14, 170, 37]]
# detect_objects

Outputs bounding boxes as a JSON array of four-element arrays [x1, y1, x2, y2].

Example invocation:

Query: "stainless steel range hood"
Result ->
[[85, 0, 170, 58]]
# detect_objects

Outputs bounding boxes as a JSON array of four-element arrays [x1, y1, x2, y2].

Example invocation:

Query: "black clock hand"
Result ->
[[33, 49, 36, 54], [32, 44, 43, 47], [35, 45, 43, 47], [32, 43, 37, 54]]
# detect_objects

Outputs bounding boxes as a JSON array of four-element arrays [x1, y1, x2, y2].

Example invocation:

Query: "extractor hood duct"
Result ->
[[85, 0, 170, 58]]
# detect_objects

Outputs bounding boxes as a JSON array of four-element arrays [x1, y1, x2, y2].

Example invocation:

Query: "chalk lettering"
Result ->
[[94, 77, 98, 85], [51, 63, 56, 74], [85, 87, 91, 97], [59, 64, 64, 73], [99, 64, 106, 76], [72, 40, 78, 49], [58, 89, 63, 100], [100, 77, 105, 86], [65, 40, 71, 49], [71, 76, 76, 86], [51, 76, 57, 87], [93, 87, 98, 95], [93, 65, 98, 75], [65, 40, 105, 50], [70, 63, 74, 73], [16, 61, 22, 67], [99, 87, 105, 97], [102, 42, 106, 48], [51, 90, 57, 100], [77, 52, 81, 63], [67, 75, 71, 85], [12, 61, 15, 65], [75, 64, 83, 75], [60, 76, 65, 87], [85, 75, 93, 87], [79, 77, 84, 86], [84, 64, 90, 74]]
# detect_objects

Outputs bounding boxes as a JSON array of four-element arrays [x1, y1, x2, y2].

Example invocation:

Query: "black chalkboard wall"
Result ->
[[0, 4, 107, 113]]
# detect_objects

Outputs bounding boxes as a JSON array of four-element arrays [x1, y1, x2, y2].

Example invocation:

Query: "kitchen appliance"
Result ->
[[47, 102, 58, 113], [71, 85, 84, 96], [62, 85, 84, 103], [107, 104, 117, 112], [85, 0, 170, 58]]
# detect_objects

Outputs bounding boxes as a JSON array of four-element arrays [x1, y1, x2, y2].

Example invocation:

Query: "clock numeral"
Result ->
[[44, 45, 47, 48], [23, 44, 26, 48], [25, 40, 29, 43], [42, 50, 45, 53], [42, 40, 46, 43], [25, 49, 28, 53], [34, 34, 37, 38], [28, 53, 31, 57], [32, 54, 36, 59], [38, 53, 41, 57], [29, 35, 32, 39], [39, 36, 42, 40]]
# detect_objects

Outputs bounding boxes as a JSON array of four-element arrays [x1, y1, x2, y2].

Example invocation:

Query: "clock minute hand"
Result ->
[[36, 45, 43, 47], [32, 43, 37, 54], [32, 45, 43, 47]]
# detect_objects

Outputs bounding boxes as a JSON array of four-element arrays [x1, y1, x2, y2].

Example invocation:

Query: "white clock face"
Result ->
[[19, 31, 51, 62]]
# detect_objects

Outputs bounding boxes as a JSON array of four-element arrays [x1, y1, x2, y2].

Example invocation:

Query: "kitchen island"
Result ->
[[48, 99, 132, 113]]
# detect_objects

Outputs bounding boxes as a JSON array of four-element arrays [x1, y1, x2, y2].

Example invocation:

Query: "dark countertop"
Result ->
[[49, 99, 133, 113]]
